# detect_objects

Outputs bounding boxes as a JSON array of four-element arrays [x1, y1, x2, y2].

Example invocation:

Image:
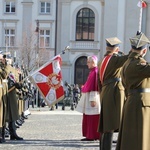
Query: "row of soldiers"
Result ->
[[98, 31, 150, 150], [0, 55, 32, 143]]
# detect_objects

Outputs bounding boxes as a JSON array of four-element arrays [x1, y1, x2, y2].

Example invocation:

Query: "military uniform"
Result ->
[[116, 33, 150, 150], [4, 64, 23, 140], [98, 37, 128, 150], [5, 65, 19, 122], [0, 61, 8, 143]]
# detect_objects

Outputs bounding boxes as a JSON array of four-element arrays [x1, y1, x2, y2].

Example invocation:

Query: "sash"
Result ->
[[99, 55, 112, 84]]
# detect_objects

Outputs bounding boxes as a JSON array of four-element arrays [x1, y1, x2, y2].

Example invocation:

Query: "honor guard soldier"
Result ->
[[0, 55, 7, 143], [2, 57, 23, 140], [7, 67, 23, 140], [116, 32, 150, 150], [98, 37, 129, 150]]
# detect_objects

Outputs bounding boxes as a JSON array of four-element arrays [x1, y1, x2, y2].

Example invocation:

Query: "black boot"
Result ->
[[0, 127, 3, 143], [100, 132, 113, 150], [8, 122, 23, 140], [1, 126, 6, 143], [5, 128, 9, 138], [21, 112, 28, 119]]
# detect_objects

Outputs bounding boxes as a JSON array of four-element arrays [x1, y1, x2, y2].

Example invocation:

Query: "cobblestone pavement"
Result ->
[[0, 106, 117, 150]]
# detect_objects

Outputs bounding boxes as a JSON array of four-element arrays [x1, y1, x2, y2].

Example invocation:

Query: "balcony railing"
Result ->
[[70, 41, 99, 50]]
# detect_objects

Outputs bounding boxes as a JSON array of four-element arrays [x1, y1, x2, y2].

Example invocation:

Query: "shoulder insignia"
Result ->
[[137, 60, 147, 66], [140, 62, 147, 66]]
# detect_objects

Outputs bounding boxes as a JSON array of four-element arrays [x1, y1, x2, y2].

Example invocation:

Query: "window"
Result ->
[[39, 29, 50, 48], [40, 2, 50, 13], [5, 29, 15, 47], [76, 8, 95, 41], [5, 1, 15, 13]]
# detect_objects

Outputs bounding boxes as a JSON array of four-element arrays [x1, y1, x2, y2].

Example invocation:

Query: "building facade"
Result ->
[[57, 0, 150, 86], [0, 0, 56, 70], [0, 0, 150, 86]]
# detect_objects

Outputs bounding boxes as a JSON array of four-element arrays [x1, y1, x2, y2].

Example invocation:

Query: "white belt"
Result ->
[[3, 79, 8, 83]]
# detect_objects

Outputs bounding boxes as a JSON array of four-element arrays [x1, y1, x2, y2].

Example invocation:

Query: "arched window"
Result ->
[[76, 8, 95, 41], [74, 56, 89, 86]]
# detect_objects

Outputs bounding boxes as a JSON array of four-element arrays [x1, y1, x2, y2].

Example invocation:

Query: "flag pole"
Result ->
[[29, 46, 70, 78], [137, 0, 147, 32], [138, 6, 143, 32], [29, 46, 70, 108], [58, 46, 70, 55], [16, 46, 70, 86]]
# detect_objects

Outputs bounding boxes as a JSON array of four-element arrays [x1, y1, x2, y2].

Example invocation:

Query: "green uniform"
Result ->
[[116, 52, 150, 150], [98, 52, 128, 132], [0, 63, 7, 128], [5, 65, 19, 122]]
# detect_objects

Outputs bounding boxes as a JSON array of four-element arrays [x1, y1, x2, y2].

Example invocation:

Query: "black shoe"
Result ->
[[113, 140, 117, 143], [81, 138, 95, 141], [5, 128, 10, 137], [15, 123, 20, 128], [5, 133, 9, 138], [0, 138, 3, 143], [16, 121, 22, 126], [22, 115, 28, 119], [10, 135, 23, 140], [19, 119, 25, 124]]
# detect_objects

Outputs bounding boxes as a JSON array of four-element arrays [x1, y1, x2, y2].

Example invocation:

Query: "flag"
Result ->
[[30, 55, 64, 107], [137, 1, 147, 8]]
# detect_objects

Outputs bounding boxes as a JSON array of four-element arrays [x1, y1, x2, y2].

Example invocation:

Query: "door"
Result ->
[[74, 56, 89, 87]]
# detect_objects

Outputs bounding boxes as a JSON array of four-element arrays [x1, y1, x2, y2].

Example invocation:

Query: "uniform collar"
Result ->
[[104, 51, 118, 57], [128, 52, 142, 59]]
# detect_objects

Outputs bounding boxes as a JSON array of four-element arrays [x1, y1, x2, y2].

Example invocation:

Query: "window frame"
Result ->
[[4, 28, 15, 47], [40, 1, 51, 14], [4, 1, 16, 13], [76, 8, 95, 41], [39, 29, 50, 48]]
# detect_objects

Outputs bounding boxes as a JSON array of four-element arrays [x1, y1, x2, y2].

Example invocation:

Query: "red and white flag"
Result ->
[[30, 55, 64, 107], [137, 1, 147, 8]]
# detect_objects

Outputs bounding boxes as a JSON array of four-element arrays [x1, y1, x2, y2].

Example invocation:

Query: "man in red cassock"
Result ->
[[76, 55, 101, 141]]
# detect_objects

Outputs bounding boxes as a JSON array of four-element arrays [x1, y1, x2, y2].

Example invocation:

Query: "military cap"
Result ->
[[106, 37, 121, 47], [130, 32, 150, 50]]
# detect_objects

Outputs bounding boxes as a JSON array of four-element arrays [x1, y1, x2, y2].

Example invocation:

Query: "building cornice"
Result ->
[[35, 20, 55, 23], [0, 19, 19, 23]]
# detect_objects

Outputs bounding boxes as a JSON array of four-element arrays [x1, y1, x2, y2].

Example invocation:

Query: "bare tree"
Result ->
[[17, 30, 38, 72]]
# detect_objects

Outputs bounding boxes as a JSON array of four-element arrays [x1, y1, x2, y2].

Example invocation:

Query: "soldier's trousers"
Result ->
[[100, 132, 113, 150]]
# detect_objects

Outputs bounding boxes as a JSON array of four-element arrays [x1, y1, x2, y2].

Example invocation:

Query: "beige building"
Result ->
[[0, 0, 150, 86]]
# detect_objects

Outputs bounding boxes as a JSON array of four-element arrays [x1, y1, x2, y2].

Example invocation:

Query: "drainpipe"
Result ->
[[55, 0, 58, 56]]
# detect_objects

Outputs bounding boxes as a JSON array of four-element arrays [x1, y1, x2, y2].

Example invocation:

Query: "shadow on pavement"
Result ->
[[3, 139, 99, 148]]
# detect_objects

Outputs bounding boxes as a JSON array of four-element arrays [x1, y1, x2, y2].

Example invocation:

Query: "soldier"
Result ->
[[0, 56, 7, 143], [116, 32, 150, 150], [4, 60, 23, 140], [98, 37, 129, 150]]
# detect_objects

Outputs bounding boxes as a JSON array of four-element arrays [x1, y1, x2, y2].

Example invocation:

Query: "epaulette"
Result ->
[[137, 58, 147, 66], [113, 53, 118, 57]]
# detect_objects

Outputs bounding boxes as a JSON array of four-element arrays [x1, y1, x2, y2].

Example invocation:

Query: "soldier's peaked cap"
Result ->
[[130, 32, 150, 50], [106, 37, 121, 47]]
